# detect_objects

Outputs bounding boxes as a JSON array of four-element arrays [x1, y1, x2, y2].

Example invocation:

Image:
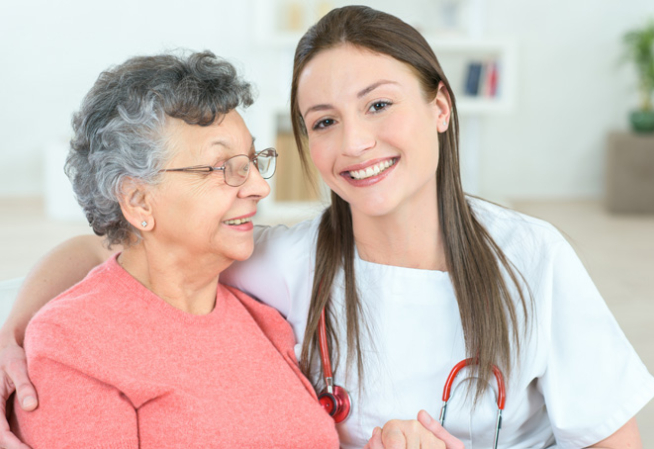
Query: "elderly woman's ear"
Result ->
[[119, 178, 155, 233]]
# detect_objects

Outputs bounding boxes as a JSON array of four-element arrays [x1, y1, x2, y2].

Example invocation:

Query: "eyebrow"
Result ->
[[302, 80, 399, 117], [357, 80, 398, 98], [209, 136, 255, 151], [205, 136, 256, 161]]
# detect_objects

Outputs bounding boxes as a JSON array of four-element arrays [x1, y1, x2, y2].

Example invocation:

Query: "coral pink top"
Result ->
[[13, 255, 338, 449]]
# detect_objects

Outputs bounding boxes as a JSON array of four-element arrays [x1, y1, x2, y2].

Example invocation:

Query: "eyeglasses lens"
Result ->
[[255, 152, 274, 179], [225, 156, 250, 187], [224, 149, 277, 186]]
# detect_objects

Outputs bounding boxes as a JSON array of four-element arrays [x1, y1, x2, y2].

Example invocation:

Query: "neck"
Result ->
[[351, 184, 447, 271], [117, 240, 229, 315]]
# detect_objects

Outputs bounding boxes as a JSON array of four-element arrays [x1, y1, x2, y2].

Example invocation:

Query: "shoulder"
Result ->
[[252, 215, 321, 255], [220, 217, 320, 304], [25, 257, 133, 363], [222, 283, 284, 321], [467, 196, 567, 258], [243, 215, 321, 269], [220, 284, 296, 352]]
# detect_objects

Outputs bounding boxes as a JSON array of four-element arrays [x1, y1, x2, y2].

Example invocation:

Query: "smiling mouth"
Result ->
[[346, 158, 398, 180], [223, 217, 252, 226]]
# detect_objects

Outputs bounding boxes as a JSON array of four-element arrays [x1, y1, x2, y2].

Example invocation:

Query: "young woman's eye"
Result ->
[[312, 118, 335, 130], [368, 101, 392, 113]]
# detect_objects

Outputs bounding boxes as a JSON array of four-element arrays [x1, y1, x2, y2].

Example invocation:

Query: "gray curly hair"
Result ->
[[65, 50, 253, 246]]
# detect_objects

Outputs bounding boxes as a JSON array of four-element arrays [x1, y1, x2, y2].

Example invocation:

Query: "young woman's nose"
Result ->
[[340, 117, 376, 157]]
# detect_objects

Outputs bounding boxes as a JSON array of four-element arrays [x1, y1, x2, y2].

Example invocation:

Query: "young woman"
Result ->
[[1, 6, 652, 449]]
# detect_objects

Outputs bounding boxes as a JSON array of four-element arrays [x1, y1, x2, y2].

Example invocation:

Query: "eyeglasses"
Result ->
[[160, 148, 278, 187]]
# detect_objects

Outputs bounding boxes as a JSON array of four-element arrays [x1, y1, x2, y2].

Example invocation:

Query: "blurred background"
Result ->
[[0, 0, 653, 441]]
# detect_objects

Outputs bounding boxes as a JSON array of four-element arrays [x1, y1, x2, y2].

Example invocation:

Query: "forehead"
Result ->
[[297, 44, 418, 103], [163, 110, 252, 159]]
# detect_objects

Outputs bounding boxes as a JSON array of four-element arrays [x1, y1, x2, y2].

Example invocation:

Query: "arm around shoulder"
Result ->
[[0, 233, 116, 444], [1, 234, 117, 346]]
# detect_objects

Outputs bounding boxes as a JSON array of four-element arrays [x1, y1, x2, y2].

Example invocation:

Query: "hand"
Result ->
[[0, 335, 35, 449], [364, 410, 464, 449], [417, 410, 464, 449]]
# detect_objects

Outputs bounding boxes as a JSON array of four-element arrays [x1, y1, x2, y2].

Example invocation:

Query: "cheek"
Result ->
[[153, 181, 230, 224], [308, 140, 333, 176]]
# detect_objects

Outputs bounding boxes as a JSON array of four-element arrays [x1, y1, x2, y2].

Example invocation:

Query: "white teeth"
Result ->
[[224, 217, 252, 225], [348, 158, 397, 180]]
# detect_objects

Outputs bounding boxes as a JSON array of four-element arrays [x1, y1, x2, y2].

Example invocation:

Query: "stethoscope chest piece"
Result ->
[[318, 384, 351, 423]]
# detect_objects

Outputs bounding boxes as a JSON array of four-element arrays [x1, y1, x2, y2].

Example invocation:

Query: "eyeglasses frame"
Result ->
[[159, 147, 278, 187]]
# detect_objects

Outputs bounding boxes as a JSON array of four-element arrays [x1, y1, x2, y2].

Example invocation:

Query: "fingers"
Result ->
[[1, 351, 37, 412], [0, 431, 33, 449], [379, 419, 442, 449], [0, 383, 32, 449], [417, 410, 465, 449], [0, 342, 35, 448], [381, 420, 410, 449], [364, 426, 383, 449]]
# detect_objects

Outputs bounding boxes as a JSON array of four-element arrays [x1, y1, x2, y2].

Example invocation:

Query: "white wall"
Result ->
[[0, 0, 652, 201], [480, 0, 653, 200], [0, 0, 257, 197]]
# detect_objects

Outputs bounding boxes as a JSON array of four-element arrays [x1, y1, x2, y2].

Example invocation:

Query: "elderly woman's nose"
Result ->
[[239, 164, 271, 199]]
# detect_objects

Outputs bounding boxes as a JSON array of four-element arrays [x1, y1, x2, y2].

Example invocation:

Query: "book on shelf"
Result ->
[[463, 60, 499, 98]]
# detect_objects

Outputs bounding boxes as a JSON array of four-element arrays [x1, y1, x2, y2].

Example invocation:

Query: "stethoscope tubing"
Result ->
[[439, 358, 505, 449], [318, 307, 351, 423]]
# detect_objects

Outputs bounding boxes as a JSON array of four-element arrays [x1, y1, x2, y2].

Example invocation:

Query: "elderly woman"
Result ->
[[10, 51, 338, 448]]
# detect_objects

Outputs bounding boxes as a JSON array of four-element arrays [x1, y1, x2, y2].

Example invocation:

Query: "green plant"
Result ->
[[624, 20, 654, 111]]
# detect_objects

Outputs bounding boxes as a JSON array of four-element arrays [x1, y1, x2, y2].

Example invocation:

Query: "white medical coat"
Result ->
[[222, 197, 654, 448]]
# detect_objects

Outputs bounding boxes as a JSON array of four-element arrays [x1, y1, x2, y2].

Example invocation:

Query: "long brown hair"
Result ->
[[290, 6, 530, 402]]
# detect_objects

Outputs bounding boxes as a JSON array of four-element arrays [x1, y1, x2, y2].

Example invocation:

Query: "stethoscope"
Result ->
[[317, 308, 352, 423], [439, 358, 506, 449], [316, 309, 506, 448]]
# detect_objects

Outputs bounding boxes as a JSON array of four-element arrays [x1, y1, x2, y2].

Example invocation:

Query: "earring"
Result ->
[[442, 120, 448, 127], [141, 221, 148, 227]]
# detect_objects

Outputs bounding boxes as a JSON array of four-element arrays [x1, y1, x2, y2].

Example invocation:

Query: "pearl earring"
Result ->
[[442, 120, 447, 127], [141, 221, 148, 227]]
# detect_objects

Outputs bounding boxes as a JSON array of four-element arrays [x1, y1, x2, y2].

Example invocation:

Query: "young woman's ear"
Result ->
[[432, 81, 452, 133], [118, 178, 155, 232]]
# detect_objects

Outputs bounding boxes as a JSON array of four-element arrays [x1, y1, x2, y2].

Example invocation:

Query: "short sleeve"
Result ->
[[12, 322, 139, 449], [538, 239, 654, 448]]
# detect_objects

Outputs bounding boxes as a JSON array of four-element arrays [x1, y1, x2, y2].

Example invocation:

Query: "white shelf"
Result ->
[[426, 37, 518, 116], [457, 97, 511, 114]]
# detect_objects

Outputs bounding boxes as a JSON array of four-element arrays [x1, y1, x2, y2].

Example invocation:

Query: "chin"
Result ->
[[351, 197, 399, 219], [229, 245, 255, 262]]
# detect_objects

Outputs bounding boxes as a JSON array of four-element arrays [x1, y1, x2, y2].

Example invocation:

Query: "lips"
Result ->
[[222, 212, 255, 227], [223, 217, 252, 226], [340, 157, 399, 187], [345, 158, 397, 180]]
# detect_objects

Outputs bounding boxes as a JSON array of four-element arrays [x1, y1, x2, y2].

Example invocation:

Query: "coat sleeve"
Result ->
[[12, 321, 139, 449], [537, 237, 654, 449]]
